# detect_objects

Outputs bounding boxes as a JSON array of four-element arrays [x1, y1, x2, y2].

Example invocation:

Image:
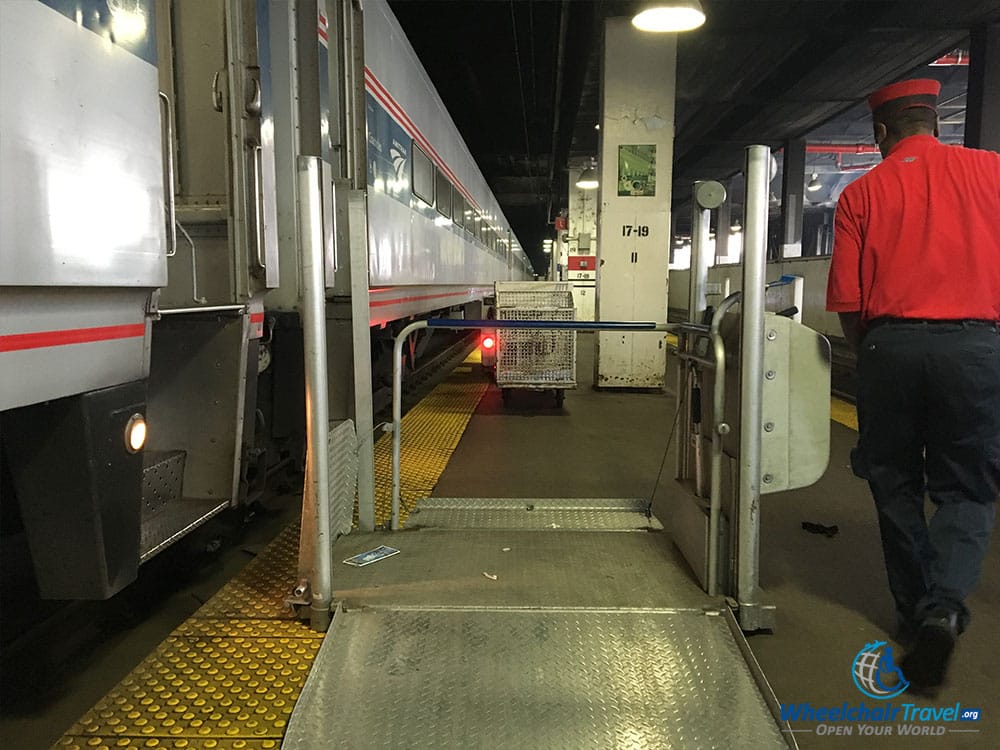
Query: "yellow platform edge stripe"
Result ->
[[830, 395, 858, 432]]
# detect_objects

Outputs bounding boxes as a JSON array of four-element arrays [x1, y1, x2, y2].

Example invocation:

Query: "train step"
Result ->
[[139, 450, 228, 562]]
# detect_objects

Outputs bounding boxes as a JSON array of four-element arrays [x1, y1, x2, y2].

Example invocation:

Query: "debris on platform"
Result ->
[[483, 572, 498, 580], [342, 545, 401, 566], [801, 521, 839, 538]]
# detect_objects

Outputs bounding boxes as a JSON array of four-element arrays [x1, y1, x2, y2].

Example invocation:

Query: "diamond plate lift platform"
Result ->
[[282, 500, 795, 749]]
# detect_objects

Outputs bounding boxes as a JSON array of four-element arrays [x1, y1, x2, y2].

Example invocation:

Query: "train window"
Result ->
[[411, 141, 434, 207], [435, 168, 451, 219], [453, 195, 464, 229], [464, 199, 474, 235]]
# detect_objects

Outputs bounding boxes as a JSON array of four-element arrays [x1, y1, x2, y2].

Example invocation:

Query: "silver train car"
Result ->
[[0, 0, 531, 600]]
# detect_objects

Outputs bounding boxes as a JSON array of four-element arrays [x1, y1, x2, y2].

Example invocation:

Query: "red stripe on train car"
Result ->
[[368, 290, 488, 308], [250, 312, 265, 324], [0, 323, 146, 353]]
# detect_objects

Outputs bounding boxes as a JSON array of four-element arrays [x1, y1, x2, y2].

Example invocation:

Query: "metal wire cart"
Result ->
[[494, 281, 577, 407]]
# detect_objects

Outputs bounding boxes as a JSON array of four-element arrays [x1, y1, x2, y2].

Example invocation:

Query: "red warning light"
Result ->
[[481, 335, 496, 350]]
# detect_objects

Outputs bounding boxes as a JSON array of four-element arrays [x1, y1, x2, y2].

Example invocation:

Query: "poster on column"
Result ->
[[617, 144, 657, 196]]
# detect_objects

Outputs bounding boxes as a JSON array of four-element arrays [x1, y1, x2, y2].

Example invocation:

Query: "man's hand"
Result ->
[[838, 311, 863, 354]]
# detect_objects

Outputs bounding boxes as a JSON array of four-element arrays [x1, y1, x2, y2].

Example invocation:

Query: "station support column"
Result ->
[[593, 19, 675, 389], [966, 24, 1000, 152], [566, 165, 598, 321], [779, 138, 806, 259]]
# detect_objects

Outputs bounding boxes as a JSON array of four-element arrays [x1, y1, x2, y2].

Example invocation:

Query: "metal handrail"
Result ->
[[158, 92, 177, 258], [708, 292, 742, 596]]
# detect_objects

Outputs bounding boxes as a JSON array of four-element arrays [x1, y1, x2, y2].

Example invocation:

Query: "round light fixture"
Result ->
[[575, 166, 599, 190], [632, 2, 706, 33], [807, 173, 823, 192], [125, 413, 147, 453]]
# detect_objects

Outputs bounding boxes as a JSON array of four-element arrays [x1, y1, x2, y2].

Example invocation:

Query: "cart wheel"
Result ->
[[501, 388, 511, 406], [555, 389, 565, 408]]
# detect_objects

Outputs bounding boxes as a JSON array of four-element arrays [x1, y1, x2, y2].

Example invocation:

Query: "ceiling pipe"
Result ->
[[805, 144, 880, 154], [930, 52, 969, 66], [545, 0, 570, 225]]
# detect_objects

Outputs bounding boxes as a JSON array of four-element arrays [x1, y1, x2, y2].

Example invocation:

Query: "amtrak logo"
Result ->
[[852, 641, 909, 700], [389, 146, 407, 182]]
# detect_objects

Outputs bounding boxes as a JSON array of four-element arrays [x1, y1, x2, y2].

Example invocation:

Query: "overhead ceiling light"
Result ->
[[632, 2, 706, 33], [807, 173, 822, 192], [576, 165, 599, 190]]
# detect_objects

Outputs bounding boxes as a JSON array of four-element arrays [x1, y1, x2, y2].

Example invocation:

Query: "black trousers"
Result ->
[[854, 321, 1000, 633]]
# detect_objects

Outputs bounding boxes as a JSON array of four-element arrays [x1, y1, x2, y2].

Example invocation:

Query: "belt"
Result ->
[[866, 317, 999, 330]]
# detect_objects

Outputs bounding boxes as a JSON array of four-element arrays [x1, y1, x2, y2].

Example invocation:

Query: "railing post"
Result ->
[[298, 156, 333, 632], [737, 145, 770, 630], [391, 320, 428, 530]]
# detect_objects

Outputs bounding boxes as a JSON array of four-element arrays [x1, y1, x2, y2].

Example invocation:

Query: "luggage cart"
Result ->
[[494, 281, 576, 407]]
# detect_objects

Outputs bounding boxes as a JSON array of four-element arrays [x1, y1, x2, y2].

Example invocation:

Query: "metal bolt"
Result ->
[[764, 422, 774, 432], [717, 423, 731, 435], [766, 329, 777, 341], [765, 370, 776, 380], [762, 473, 773, 483]]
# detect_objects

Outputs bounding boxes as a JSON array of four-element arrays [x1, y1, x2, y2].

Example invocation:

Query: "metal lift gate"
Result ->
[[283, 147, 830, 748]]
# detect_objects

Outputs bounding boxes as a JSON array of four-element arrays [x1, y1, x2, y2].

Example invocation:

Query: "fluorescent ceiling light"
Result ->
[[632, 2, 706, 33]]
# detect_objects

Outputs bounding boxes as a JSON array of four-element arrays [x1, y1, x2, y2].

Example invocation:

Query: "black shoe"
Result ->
[[894, 621, 919, 649], [900, 611, 958, 696]]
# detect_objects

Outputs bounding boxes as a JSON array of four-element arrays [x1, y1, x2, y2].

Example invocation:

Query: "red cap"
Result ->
[[868, 79, 941, 111]]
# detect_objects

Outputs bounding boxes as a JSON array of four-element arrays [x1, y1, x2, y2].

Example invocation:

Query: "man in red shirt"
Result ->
[[827, 78, 1000, 694]]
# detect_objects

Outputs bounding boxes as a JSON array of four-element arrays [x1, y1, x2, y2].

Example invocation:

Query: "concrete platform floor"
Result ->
[[429, 332, 999, 749]]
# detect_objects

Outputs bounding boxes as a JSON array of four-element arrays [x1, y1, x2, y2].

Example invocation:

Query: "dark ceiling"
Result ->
[[388, 0, 1000, 270]]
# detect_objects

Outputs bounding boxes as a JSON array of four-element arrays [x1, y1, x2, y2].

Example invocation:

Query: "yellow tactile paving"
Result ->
[[63, 635, 318, 740], [54, 737, 282, 749], [372, 378, 488, 527], [830, 395, 859, 431], [172, 619, 319, 639], [56, 367, 486, 750], [196, 525, 301, 620]]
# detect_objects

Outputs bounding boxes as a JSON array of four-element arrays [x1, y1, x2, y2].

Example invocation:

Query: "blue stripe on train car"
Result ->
[[366, 91, 412, 200], [38, 0, 157, 66]]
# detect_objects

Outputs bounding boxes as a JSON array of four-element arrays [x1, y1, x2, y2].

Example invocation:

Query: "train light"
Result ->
[[482, 335, 496, 350], [125, 413, 147, 453], [632, 2, 706, 33]]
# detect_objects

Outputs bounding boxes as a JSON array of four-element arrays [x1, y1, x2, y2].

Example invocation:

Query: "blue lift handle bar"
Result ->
[[426, 319, 661, 331]]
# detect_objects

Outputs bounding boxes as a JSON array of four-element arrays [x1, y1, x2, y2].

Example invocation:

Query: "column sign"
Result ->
[[618, 145, 657, 197]]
